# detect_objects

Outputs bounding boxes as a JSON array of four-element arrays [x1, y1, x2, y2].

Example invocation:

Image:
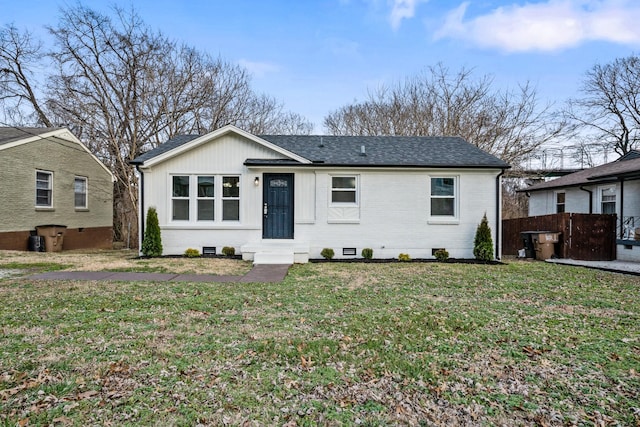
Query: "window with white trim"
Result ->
[[197, 176, 215, 221], [222, 176, 240, 221], [172, 175, 190, 220], [555, 191, 565, 213], [331, 176, 357, 204], [36, 170, 53, 207], [171, 175, 241, 223], [74, 177, 88, 209], [600, 186, 616, 214], [430, 177, 456, 217]]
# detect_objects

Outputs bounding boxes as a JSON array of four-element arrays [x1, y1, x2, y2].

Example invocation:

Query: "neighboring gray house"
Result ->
[[131, 125, 509, 263], [0, 127, 114, 251], [524, 150, 640, 261]]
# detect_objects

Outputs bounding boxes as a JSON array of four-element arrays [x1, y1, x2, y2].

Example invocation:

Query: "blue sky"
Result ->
[[3, 0, 640, 133]]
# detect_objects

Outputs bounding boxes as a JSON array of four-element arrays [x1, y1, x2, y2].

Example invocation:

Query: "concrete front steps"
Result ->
[[241, 241, 309, 264]]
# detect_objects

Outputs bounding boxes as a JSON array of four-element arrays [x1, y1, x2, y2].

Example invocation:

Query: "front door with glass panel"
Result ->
[[263, 173, 294, 239]]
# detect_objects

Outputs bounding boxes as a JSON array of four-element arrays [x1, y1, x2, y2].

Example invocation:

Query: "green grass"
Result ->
[[0, 260, 638, 425], [0, 261, 71, 272]]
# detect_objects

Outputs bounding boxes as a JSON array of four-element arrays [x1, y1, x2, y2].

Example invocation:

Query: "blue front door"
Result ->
[[263, 173, 294, 239]]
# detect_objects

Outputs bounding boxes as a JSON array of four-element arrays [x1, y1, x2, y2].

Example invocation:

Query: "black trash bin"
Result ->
[[28, 235, 45, 252], [520, 231, 547, 259]]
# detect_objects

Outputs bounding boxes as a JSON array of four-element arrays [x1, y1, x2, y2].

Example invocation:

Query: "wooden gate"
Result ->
[[502, 213, 617, 261]]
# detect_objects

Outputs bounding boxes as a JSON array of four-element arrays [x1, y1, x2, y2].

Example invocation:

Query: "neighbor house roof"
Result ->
[[524, 153, 640, 192], [0, 127, 64, 147], [0, 126, 114, 180], [131, 125, 510, 169]]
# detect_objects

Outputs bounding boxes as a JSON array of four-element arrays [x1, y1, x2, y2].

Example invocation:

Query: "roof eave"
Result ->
[[244, 160, 510, 169], [137, 125, 312, 168], [0, 127, 114, 181]]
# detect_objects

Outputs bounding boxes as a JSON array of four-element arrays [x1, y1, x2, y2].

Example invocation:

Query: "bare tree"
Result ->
[[324, 64, 566, 166], [566, 54, 640, 156], [1, 4, 312, 245], [0, 24, 52, 126]]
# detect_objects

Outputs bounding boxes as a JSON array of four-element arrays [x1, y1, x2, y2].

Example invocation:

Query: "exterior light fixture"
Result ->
[[254, 177, 260, 186]]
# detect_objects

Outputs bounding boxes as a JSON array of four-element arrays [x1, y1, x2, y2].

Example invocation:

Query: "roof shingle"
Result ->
[[131, 131, 510, 169], [524, 156, 640, 192], [0, 127, 64, 146]]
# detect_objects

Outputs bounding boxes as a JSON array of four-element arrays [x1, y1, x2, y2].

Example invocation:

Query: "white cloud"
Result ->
[[434, 0, 640, 52], [390, 0, 422, 30], [237, 59, 280, 78]]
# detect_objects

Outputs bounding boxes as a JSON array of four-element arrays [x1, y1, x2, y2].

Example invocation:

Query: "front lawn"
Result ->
[[0, 249, 252, 276], [0, 260, 638, 425]]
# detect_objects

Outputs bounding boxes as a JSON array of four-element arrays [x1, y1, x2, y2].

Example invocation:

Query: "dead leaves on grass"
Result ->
[[1, 360, 143, 424]]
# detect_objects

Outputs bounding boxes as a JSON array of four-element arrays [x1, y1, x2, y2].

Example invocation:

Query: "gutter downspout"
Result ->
[[579, 186, 593, 214], [136, 165, 145, 252], [620, 178, 625, 239], [496, 169, 506, 260]]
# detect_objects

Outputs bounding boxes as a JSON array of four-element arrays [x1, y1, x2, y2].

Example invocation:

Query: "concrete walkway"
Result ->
[[25, 264, 291, 283], [546, 258, 640, 276]]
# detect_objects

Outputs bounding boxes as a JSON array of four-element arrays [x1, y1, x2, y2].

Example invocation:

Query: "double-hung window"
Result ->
[[74, 177, 88, 209], [222, 176, 240, 221], [197, 176, 215, 221], [171, 175, 240, 222], [172, 175, 190, 220], [331, 176, 357, 204], [36, 170, 53, 208], [555, 191, 565, 213], [430, 177, 456, 217], [600, 186, 616, 214]]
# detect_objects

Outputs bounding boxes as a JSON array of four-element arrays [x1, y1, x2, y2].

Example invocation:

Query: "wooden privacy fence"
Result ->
[[502, 213, 617, 261]]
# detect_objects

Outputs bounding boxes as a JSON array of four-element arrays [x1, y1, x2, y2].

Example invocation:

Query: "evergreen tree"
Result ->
[[473, 213, 494, 261], [141, 207, 162, 257]]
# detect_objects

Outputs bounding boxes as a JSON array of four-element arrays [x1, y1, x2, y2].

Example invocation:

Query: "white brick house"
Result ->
[[131, 125, 510, 263]]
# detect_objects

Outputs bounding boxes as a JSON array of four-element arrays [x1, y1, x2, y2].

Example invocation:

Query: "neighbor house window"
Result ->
[[430, 177, 456, 217], [331, 176, 357, 204], [222, 176, 240, 221], [197, 176, 215, 221], [36, 170, 53, 207], [601, 186, 616, 214], [172, 175, 190, 220], [74, 177, 87, 209], [555, 191, 565, 213]]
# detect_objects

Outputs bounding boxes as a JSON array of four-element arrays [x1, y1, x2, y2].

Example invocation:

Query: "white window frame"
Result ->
[[555, 191, 565, 213], [171, 175, 190, 221], [169, 174, 241, 224], [428, 175, 459, 223], [222, 176, 241, 221], [35, 170, 53, 208], [196, 176, 215, 221], [74, 176, 88, 209], [599, 185, 616, 215], [330, 175, 359, 206]]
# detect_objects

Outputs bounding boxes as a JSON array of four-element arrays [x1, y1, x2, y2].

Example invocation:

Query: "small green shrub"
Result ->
[[222, 246, 236, 257], [473, 213, 494, 261], [141, 207, 162, 257], [434, 249, 449, 262], [361, 248, 373, 259], [398, 253, 411, 262], [321, 248, 335, 260], [184, 248, 200, 258]]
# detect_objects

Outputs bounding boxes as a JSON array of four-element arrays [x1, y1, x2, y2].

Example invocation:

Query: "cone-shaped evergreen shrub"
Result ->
[[141, 207, 163, 257], [473, 213, 494, 261]]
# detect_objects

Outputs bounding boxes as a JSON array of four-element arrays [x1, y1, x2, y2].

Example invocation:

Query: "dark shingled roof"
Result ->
[[524, 155, 640, 192], [131, 134, 200, 164], [0, 127, 64, 146], [131, 132, 510, 169]]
